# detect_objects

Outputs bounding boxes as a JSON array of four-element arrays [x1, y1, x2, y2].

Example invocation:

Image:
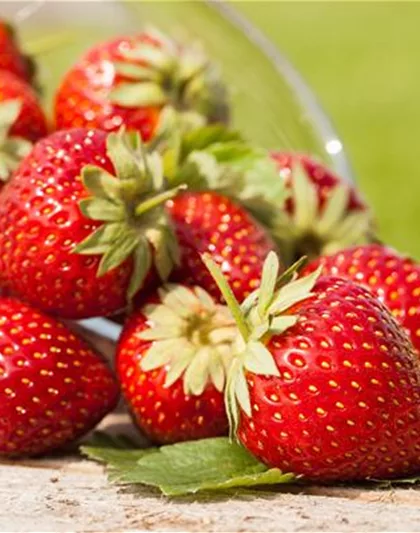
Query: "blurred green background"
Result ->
[[14, 1, 419, 257], [238, 2, 420, 258]]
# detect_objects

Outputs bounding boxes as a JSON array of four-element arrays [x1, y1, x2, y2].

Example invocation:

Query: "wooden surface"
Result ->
[[3, 410, 420, 532], [2, 326, 420, 532]]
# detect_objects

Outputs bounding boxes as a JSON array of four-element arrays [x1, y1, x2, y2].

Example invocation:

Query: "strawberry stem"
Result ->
[[201, 253, 250, 341], [135, 184, 186, 216]]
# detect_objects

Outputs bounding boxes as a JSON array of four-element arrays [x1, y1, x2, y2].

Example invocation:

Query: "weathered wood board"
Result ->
[[2, 326, 420, 532]]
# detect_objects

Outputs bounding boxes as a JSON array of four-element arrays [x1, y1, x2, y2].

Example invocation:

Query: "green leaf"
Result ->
[[225, 152, 288, 230], [243, 341, 280, 377], [0, 99, 21, 130], [274, 256, 308, 291], [181, 125, 243, 160], [72, 223, 125, 255], [183, 346, 212, 395], [94, 437, 294, 496], [122, 45, 175, 72], [0, 133, 32, 181], [109, 82, 167, 107], [257, 251, 280, 318], [158, 281, 201, 315], [170, 157, 210, 190], [269, 315, 298, 334], [164, 345, 196, 388], [316, 184, 349, 237], [291, 162, 318, 231], [194, 285, 217, 309], [141, 298, 183, 327], [106, 129, 144, 184], [81, 165, 122, 200], [187, 150, 221, 186], [113, 62, 159, 81], [140, 338, 181, 371], [206, 141, 253, 163], [81, 438, 154, 470], [146, 151, 165, 190], [177, 47, 208, 83], [97, 232, 139, 276], [330, 210, 372, 247], [248, 321, 270, 341], [378, 476, 420, 485], [209, 353, 226, 392], [0, 159, 9, 181], [268, 266, 321, 316], [84, 430, 140, 450], [79, 197, 125, 222], [127, 241, 152, 301], [146, 224, 178, 282], [234, 366, 252, 417]]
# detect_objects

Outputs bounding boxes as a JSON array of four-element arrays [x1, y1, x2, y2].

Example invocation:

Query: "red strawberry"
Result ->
[[0, 297, 119, 457], [117, 283, 237, 443], [54, 29, 228, 140], [167, 191, 279, 303], [0, 21, 34, 83], [203, 252, 420, 481], [271, 152, 373, 264], [303, 244, 420, 353], [0, 127, 180, 319], [0, 70, 47, 181]]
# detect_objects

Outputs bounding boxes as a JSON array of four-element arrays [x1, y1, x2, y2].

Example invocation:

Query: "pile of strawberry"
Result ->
[[1, 20, 420, 488]]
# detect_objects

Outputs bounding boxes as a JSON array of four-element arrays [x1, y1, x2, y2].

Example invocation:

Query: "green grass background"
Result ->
[[238, 1, 420, 258]]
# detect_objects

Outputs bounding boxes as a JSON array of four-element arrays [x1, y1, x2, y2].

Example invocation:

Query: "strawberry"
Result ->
[[203, 252, 420, 481], [270, 152, 374, 264], [303, 244, 420, 353], [0, 70, 47, 182], [0, 297, 119, 457], [54, 29, 228, 141], [0, 21, 34, 83], [0, 127, 180, 319], [117, 283, 238, 444], [167, 191, 279, 303]]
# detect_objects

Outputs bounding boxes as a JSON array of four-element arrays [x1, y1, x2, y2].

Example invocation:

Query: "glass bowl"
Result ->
[[2, 0, 353, 342]]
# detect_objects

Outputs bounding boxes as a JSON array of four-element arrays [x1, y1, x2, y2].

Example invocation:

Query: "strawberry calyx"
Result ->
[[138, 283, 238, 395], [276, 163, 373, 264], [109, 28, 229, 128], [0, 99, 32, 181], [150, 108, 288, 231], [202, 252, 322, 436], [73, 128, 182, 306]]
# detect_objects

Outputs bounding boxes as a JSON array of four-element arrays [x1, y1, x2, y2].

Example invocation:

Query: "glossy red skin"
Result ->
[[0, 128, 154, 319], [0, 70, 47, 143], [304, 244, 420, 354], [54, 34, 161, 140], [167, 192, 279, 304], [0, 297, 119, 456], [117, 289, 228, 444], [270, 152, 367, 216], [0, 23, 31, 82], [238, 277, 420, 481]]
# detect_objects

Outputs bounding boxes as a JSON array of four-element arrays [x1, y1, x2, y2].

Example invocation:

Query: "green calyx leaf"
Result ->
[[152, 120, 289, 232], [0, 99, 32, 181], [274, 162, 374, 264], [109, 30, 229, 125], [203, 251, 322, 437], [81, 436, 295, 496], [73, 128, 182, 307], [138, 283, 238, 396], [109, 82, 167, 108]]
